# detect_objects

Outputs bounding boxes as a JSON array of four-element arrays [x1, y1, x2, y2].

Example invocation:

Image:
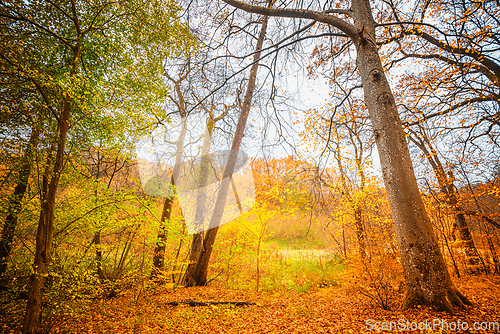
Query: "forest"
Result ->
[[0, 0, 499, 333]]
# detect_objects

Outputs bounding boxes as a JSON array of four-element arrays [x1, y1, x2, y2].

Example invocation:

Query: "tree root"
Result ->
[[402, 288, 472, 315]]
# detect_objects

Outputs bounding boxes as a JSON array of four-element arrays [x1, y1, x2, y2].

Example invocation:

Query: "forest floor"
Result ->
[[47, 275, 500, 334]]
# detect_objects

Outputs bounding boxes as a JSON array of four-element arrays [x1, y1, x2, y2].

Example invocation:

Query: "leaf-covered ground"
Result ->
[[37, 275, 500, 333]]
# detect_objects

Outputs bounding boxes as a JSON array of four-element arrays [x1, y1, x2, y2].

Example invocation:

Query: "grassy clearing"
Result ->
[[256, 249, 344, 292], [266, 237, 328, 250], [210, 211, 344, 293]]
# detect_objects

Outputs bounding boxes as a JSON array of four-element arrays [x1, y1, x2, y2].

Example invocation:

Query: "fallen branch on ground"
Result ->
[[165, 301, 256, 307]]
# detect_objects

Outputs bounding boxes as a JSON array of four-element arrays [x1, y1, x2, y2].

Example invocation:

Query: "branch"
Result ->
[[463, 210, 500, 230], [377, 23, 500, 85], [320, 84, 363, 158], [222, 0, 357, 40], [188, 28, 347, 116], [54, 198, 134, 238], [0, 4, 74, 50], [30, 77, 60, 122], [414, 30, 500, 85], [397, 51, 498, 86], [44, 0, 73, 22], [323, 8, 352, 16], [404, 95, 499, 127]]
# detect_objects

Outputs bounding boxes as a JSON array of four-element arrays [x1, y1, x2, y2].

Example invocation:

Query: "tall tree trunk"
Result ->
[[151, 112, 187, 274], [0, 128, 39, 276], [183, 125, 213, 285], [352, 0, 470, 313], [187, 6, 271, 286], [23, 30, 82, 331], [22, 100, 71, 334], [182, 102, 229, 285]]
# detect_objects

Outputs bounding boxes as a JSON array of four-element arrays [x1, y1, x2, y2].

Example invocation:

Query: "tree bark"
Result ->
[[151, 169, 184, 276], [187, 5, 271, 286], [183, 123, 213, 285], [0, 127, 39, 276], [351, 0, 470, 313], [93, 150, 105, 279]]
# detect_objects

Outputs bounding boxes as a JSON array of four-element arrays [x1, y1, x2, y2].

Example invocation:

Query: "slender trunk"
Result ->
[[354, 206, 366, 261], [477, 217, 500, 275], [22, 20, 84, 330], [151, 172, 175, 274], [0, 128, 39, 276], [453, 212, 485, 274], [342, 222, 347, 259], [352, 0, 470, 313], [151, 113, 187, 274], [94, 231, 105, 279], [115, 225, 138, 278], [231, 178, 244, 215], [22, 99, 71, 334], [188, 8, 271, 286], [183, 103, 229, 285], [183, 127, 212, 285], [354, 145, 367, 260], [91, 154, 123, 280], [333, 129, 366, 260], [486, 231, 500, 274], [443, 227, 461, 278], [408, 132, 485, 274], [462, 166, 499, 274], [171, 221, 186, 284], [94, 151, 105, 279], [256, 233, 262, 292]]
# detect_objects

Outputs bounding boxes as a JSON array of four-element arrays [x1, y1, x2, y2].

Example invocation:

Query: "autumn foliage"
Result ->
[[1, 0, 500, 332]]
